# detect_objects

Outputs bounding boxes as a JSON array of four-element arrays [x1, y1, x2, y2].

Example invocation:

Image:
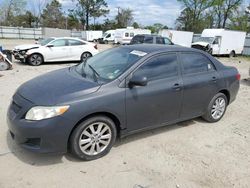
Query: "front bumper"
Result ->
[[7, 93, 74, 153], [12, 51, 27, 62]]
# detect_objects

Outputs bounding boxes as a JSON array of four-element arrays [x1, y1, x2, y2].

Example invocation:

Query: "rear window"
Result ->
[[180, 53, 215, 75]]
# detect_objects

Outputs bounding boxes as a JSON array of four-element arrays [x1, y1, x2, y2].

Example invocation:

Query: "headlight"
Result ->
[[25, 106, 69, 121]]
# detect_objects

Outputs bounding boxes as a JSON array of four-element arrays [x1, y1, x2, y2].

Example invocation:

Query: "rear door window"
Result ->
[[134, 54, 178, 81], [180, 53, 215, 75], [144, 36, 153, 44], [125, 33, 129, 37], [68, 39, 85, 46]]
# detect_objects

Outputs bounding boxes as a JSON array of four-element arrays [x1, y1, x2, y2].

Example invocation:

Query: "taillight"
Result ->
[[236, 73, 241, 81], [94, 44, 97, 50]]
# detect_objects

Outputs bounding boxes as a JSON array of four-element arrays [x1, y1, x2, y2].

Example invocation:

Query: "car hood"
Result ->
[[14, 44, 41, 51], [191, 41, 210, 47], [17, 67, 101, 105]]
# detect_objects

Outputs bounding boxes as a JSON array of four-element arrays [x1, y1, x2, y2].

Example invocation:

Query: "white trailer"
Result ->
[[192, 29, 246, 56], [115, 27, 151, 44], [81, 30, 103, 42], [159, 29, 194, 47]]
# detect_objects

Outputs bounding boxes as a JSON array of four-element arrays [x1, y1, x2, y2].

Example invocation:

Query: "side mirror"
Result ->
[[129, 75, 148, 87], [46, 44, 54, 48]]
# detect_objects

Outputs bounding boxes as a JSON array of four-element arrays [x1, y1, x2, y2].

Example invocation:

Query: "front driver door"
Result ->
[[45, 39, 68, 61], [125, 53, 182, 132]]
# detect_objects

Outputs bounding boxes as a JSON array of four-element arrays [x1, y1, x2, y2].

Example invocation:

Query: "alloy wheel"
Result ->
[[30, 54, 42, 65], [78, 122, 112, 156], [211, 97, 226, 120]]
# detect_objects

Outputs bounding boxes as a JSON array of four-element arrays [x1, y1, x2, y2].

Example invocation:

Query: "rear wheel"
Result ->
[[81, 52, 92, 62], [28, 53, 43, 66], [202, 93, 228, 122], [69, 116, 117, 160]]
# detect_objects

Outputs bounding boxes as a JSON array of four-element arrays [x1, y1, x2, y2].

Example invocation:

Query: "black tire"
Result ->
[[229, 51, 235, 58], [28, 53, 43, 66], [202, 93, 228, 123], [80, 52, 92, 62], [69, 116, 117, 161]]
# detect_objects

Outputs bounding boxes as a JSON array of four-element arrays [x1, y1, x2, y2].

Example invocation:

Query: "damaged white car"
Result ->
[[13, 37, 99, 66]]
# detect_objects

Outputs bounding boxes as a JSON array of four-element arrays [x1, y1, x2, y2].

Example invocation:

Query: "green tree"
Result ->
[[41, 0, 65, 28], [13, 11, 36, 27], [212, 0, 243, 28], [229, 7, 250, 32], [116, 8, 133, 27], [132, 22, 140, 28], [177, 0, 217, 32], [71, 0, 109, 30], [0, 0, 27, 26]]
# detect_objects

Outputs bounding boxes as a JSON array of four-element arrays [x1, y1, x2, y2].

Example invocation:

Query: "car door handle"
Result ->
[[172, 83, 181, 91]]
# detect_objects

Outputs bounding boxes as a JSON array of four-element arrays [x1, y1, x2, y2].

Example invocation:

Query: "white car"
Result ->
[[13, 37, 99, 66]]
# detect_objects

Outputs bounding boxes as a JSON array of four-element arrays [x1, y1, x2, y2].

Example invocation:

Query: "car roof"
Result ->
[[134, 34, 162, 37], [122, 44, 201, 54]]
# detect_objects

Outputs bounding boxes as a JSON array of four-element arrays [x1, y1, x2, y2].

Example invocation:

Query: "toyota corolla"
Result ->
[[7, 45, 240, 160]]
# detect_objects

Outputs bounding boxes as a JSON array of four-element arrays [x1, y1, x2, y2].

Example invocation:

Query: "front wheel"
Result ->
[[69, 116, 117, 160], [202, 93, 228, 122], [28, 53, 43, 66]]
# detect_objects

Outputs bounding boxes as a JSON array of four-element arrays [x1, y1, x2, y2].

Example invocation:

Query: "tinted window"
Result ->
[[144, 36, 153, 43], [68, 39, 85, 46], [125, 33, 129, 37], [156, 37, 164, 44], [130, 33, 134, 37], [51, 39, 67, 47], [131, 36, 144, 44], [134, 54, 178, 81], [180, 53, 215, 75]]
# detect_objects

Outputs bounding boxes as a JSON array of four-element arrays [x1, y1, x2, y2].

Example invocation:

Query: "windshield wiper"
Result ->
[[88, 64, 100, 82]]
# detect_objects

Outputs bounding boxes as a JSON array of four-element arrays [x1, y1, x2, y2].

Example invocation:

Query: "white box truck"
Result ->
[[81, 30, 103, 42], [115, 27, 151, 45], [159, 30, 194, 47], [192, 29, 246, 57]]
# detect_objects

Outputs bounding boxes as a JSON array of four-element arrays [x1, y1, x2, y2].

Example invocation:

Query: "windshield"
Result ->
[[198, 37, 215, 44], [103, 32, 108, 38], [75, 47, 147, 82], [39, 38, 55, 46]]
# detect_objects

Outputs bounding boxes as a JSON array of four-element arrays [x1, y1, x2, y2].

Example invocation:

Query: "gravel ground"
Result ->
[[0, 39, 250, 188]]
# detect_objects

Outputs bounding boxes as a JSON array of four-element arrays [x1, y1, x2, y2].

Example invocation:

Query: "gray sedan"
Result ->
[[7, 45, 240, 160]]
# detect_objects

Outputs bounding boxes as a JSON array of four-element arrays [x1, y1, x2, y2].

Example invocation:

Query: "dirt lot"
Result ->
[[0, 39, 250, 188]]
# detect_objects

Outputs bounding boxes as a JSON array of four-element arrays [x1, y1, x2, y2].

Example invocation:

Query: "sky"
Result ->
[[1, 0, 250, 27], [56, 0, 183, 27]]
